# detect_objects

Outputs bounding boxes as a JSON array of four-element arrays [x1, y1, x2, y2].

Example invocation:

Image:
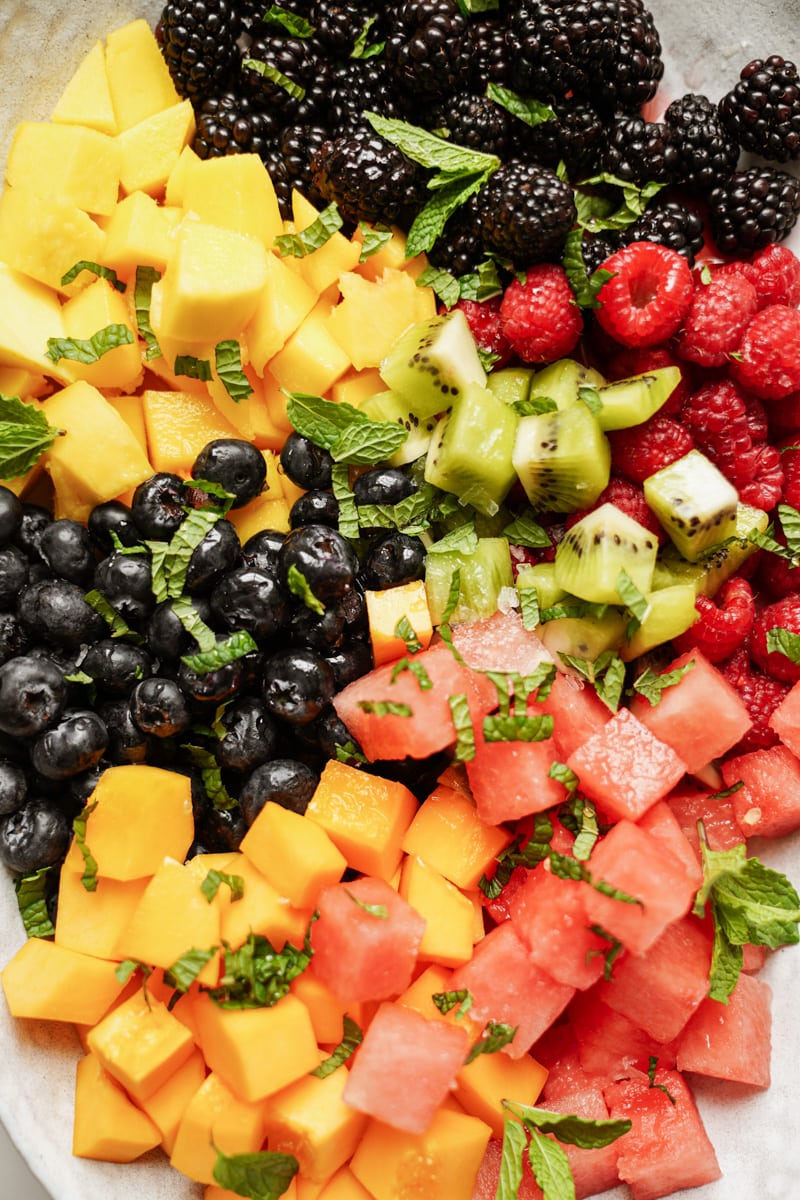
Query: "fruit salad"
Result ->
[[1, 2, 800, 1200]]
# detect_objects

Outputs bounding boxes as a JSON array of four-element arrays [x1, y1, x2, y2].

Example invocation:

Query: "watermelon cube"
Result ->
[[580, 819, 698, 956], [769, 677, 800, 757], [309, 876, 425, 1003], [535, 670, 614, 760], [604, 1067, 721, 1200], [450, 921, 575, 1059], [629, 649, 752, 775], [451, 608, 553, 676], [471, 1138, 543, 1200], [466, 734, 569, 824], [666, 780, 744, 854], [636, 801, 703, 892], [721, 742, 800, 838], [566, 707, 688, 822], [343, 1000, 469, 1134], [676, 970, 772, 1088], [569, 988, 676, 1078], [542, 1080, 621, 1200], [598, 916, 712, 1043], [508, 865, 607, 990]]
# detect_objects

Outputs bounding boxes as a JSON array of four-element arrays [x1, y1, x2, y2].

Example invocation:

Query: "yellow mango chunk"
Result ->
[[207, 1188, 298, 1200], [306, 759, 418, 881], [139, 1047, 207, 1155], [0, 365, 49, 400], [206, 363, 260, 442], [1, 937, 125, 1024], [78, 764, 194, 881], [6, 122, 121, 217], [115, 857, 221, 982], [365, 580, 433, 667], [331, 369, 384, 408], [401, 783, 513, 891], [246, 251, 317, 374], [296, 1179, 325, 1200], [182, 154, 283, 247], [242, 803, 347, 911], [73, 1053, 161, 1162], [398, 855, 476, 968], [328, 270, 437, 371], [55, 841, 150, 960], [290, 192, 361, 297], [87, 988, 196, 1102], [165, 144, 201, 207], [0, 186, 106, 294], [317, 1168, 373, 1200], [194, 991, 320, 1102], [350, 1107, 492, 1200], [51, 41, 117, 135], [60, 277, 142, 390], [268, 299, 351, 396], [143, 388, 240, 475], [105, 19, 181, 132], [263, 1067, 367, 1184], [117, 100, 196, 198], [108, 392, 148, 454], [170, 1071, 266, 1184], [455, 1050, 548, 1139], [156, 219, 269, 342], [354, 225, 427, 283], [217, 853, 312, 952], [0, 263, 71, 383], [102, 190, 176, 279]]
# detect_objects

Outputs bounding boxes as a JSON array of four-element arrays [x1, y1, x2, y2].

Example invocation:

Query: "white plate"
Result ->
[[1, 3, 800, 1199]]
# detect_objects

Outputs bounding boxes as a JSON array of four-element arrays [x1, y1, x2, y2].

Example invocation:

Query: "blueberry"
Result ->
[[193, 802, 248, 853], [192, 439, 267, 508], [16, 504, 52, 565], [262, 648, 336, 725], [0, 655, 66, 737], [39, 519, 96, 585], [210, 566, 290, 640], [177, 655, 244, 707], [0, 486, 23, 544], [241, 528, 285, 574], [99, 699, 153, 765], [359, 531, 426, 589], [352, 466, 416, 506], [93, 552, 155, 625], [18, 579, 106, 650], [31, 709, 109, 779], [0, 797, 71, 873], [280, 432, 334, 491], [305, 705, 362, 762], [0, 545, 30, 609], [0, 611, 31, 665], [280, 524, 359, 604], [130, 676, 192, 738], [216, 696, 278, 773], [88, 500, 142, 553], [289, 489, 340, 528], [81, 640, 153, 697], [146, 596, 215, 662], [131, 473, 186, 540], [287, 601, 347, 652], [0, 761, 27, 816], [185, 519, 242, 594], [324, 638, 374, 689], [239, 759, 319, 824]]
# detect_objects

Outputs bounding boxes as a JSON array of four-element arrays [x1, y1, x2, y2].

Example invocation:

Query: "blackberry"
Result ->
[[157, 0, 242, 102], [662, 93, 740, 196], [239, 0, 315, 32], [312, 0, 387, 58], [426, 198, 486, 278], [241, 36, 326, 122], [476, 161, 576, 266], [471, 14, 513, 91], [514, 99, 605, 179], [707, 166, 800, 256], [327, 58, 408, 134], [719, 56, 800, 163], [509, 1, 621, 102], [604, 114, 674, 184], [581, 231, 624, 275], [429, 93, 512, 161], [192, 92, 278, 158], [624, 198, 705, 264], [385, 0, 475, 101], [596, 0, 663, 115], [279, 124, 329, 207], [260, 141, 293, 219], [311, 124, 427, 227]]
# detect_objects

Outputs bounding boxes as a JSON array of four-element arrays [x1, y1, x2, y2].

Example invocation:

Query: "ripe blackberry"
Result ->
[[279, 124, 329, 208], [476, 161, 576, 266], [385, 0, 475, 101], [623, 198, 704, 264], [707, 166, 800, 255], [241, 36, 326, 122], [311, 124, 428, 227], [312, 0, 387, 58], [514, 99, 605, 179], [426, 198, 485, 278], [604, 115, 674, 183], [580, 231, 623, 275], [662, 93, 740, 196], [509, 1, 621, 102], [430, 93, 512, 161], [328, 59, 408, 133], [157, 0, 242, 102], [597, 0, 663, 115], [261, 141, 293, 219], [719, 56, 800, 163], [471, 14, 514, 90], [192, 92, 278, 158], [239, 0, 314, 31]]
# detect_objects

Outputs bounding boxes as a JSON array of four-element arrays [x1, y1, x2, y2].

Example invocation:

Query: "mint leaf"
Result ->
[[84, 589, 144, 643], [526, 1132, 576, 1200], [518, 584, 540, 630], [512, 395, 559, 417], [181, 743, 237, 812], [345, 890, 388, 918], [496, 1117, 527, 1200], [61, 260, 125, 292], [427, 522, 479, 556], [616, 569, 649, 634], [164, 946, 218, 993], [0, 394, 61, 479], [329, 417, 408, 465], [205, 931, 312, 1009], [242, 56, 306, 101], [174, 354, 212, 381], [562, 795, 599, 860], [486, 84, 554, 129], [310, 1016, 363, 1077], [72, 801, 99, 892], [134, 265, 162, 361], [285, 391, 406, 465], [393, 616, 423, 655], [631, 659, 695, 706], [557, 649, 625, 713], [365, 111, 500, 176], [778, 502, 800, 556], [287, 563, 325, 615], [170, 595, 218, 653], [181, 630, 258, 675], [694, 837, 800, 950], [350, 15, 384, 59], [503, 512, 551, 549], [357, 222, 392, 261], [201, 869, 245, 904], [45, 323, 134, 365], [405, 171, 488, 259], [261, 4, 314, 36], [506, 1102, 633, 1150], [215, 340, 253, 402], [448, 692, 476, 762], [456, 257, 504, 303], [465, 1020, 517, 1063], [213, 1148, 299, 1200], [274, 203, 342, 257], [356, 700, 413, 717], [330, 462, 359, 540], [562, 227, 615, 309], [574, 173, 665, 234], [416, 264, 461, 309], [14, 866, 55, 939], [766, 625, 800, 663]]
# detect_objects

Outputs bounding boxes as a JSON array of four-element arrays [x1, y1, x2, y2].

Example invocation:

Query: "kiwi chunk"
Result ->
[[512, 402, 611, 511], [594, 367, 681, 431], [528, 358, 607, 409], [554, 502, 659, 604], [359, 389, 438, 466], [620, 584, 698, 661], [424, 383, 518, 516], [515, 562, 567, 609], [539, 605, 627, 663], [651, 502, 768, 597], [379, 309, 486, 421], [644, 449, 739, 562], [487, 366, 535, 407], [425, 536, 513, 625]]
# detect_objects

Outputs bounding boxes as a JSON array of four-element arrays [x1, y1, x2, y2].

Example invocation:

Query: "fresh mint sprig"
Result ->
[[0, 394, 61, 479]]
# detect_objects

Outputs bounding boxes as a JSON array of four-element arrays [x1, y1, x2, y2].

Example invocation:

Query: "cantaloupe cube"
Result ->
[[165, 143, 201, 207], [73, 1053, 161, 1162], [102, 190, 176, 278], [206, 368, 258, 441], [143, 388, 240, 475], [182, 153, 283, 247], [401, 783, 513, 891], [1, 937, 126, 1024], [170, 1071, 266, 1184], [366, 580, 433, 667], [246, 251, 317, 374], [51, 40, 117, 135], [108, 392, 148, 454], [117, 100, 196, 198], [289, 192, 361, 297], [241, 802, 348, 910], [6, 122, 121, 217], [216, 852, 312, 951], [350, 1107, 492, 1200], [138, 1047, 207, 1155], [399, 855, 476, 968], [87, 988, 196, 1102], [155, 219, 269, 342], [331, 369, 385, 408], [262, 1066, 368, 1183], [0, 365, 49, 399], [105, 19, 181, 132], [0, 186, 106, 293], [455, 1047, 548, 1139], [0, 263, 72, 383], [328, 269, 437, 370], [291, 972, 364, 1047], [55, 840, 150, 960], [60, 277, 142, 390], [268, 299, 352, 396]]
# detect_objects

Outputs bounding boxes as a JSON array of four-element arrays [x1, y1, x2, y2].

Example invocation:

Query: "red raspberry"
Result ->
[[593, 241, 694, 348], [780, 438, 800, 508], [674, 271, 758, 367], [565, 477, 665, 543], [608, 414, 694, 484], [766, 390, 800, 439], [499, 264, 583, 363], [680, 378, 761, 492], [731, 304, 800, 401], [603, 346, 689, 414], [713, 244, 800, 309], [720, 648, 788, 754], [451, 296, 513, 368], [738, 443, 784, 511], [750, 595, 800, 683], [755, 521, 800, 600], [671, 577, 755, 664]]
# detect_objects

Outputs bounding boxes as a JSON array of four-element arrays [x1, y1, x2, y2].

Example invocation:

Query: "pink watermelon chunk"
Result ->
[[629, 649, 752, 775], [676, 970, 772, 1088], [451, 609, 553, 675], [636, 801, 703, 892], [566, 707, 688, 822], [721, 741, 800, 838], [666, 780, 745, 854], [471, 1139, 543, 1200], [343, 1000, 469, 1133], [542, 1080, 622, 1200], [466, 733, 569, 823], [535, 670, 614, 759], [508, 864, 608, 991], [569, 988, 676, 1077], [769, 677, 800, 756], [333, 641, 497, 761], [604, 1067, 721, 1200]]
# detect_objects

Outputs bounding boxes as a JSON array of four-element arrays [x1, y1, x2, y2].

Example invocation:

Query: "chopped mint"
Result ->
[[631, 659, 695, 706], [557, 649, 626, 713], [562, 227, 615, 309], [170, 595, 218, 653], [647, 1056, 677, 1104], [517, 584, 540, 630], [587, 925, 624, 980], [134, 265, 162, 361], [448, 692, 476, 761], [242, 56, 306, 101], [765, 625, 800, 664], [549, 849, 642, 906], [14, 866, 55, 939], [497, 1104, 632, 1200], [432, 989, 473, 1017], [287, 563, 325, 615], [334, 740, 367, 765], [427, 522, 479, 556], [213, 1148, 299, 1200], [441, 567, 462, 624], [330, 462, 359, 540], [391, 658, 433, 691], [205, 930, 312, 1009], [503, 512, 551, 549], [164, 946, 218, 994], [486, 84, 554, 129], [274, 202, 342, 257], [174, 354, 212, 382], [574, 172, 665, 234], [455, 0, 501, 13], [60, 260, 125, 292], [84, 589, 144, 643], [578, 384, 603, 415], [616, 568, 650, 635], [310, 1016, 363, 1077], [261, 4, 314, 36], [482, 712, 553, 743], [549, 762, 580, 796], [181, 630, 258, 675], [0, 394, 61, 480], [560, 794, 599, 860], [356, 699, 413, 717], [456, 257, 505, 303], [393, 615, 423, 655], [345, 890, 388, 918], [201, 869, 245, 904], [416, 264, 462, 309], [181, 743, 237, 812], [405, 172, 489, 260], [350, 15, 385, 59], [465, 1021, 518, 1063], [72, 801, 99, 893], [357, 222, 393, 260], [45, 323, 134, 365], [215, 340, 253, 402]]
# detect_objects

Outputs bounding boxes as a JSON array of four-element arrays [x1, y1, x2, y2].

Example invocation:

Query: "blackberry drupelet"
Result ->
[[279, 124, 329, 208], [429, 93, 512, 161], [311, 124, 428, 227], [596, 0, 663, 115], [623, 198, 705, 264], [514, 99, 605, 179], [476, 161, 576, 266], [663, 93, 740, 196], [327, 58, 408, 134], [719, 56, 800, 162], [707, 166, 800, 255], [192, 92, 278, 158], [581, 231, 624, 275], [312, 0, 388, 58], [604, 114, 674, 183], [157, 0, 242, 102], [385, 0, 475, 101], [509, 0, 621, 102]]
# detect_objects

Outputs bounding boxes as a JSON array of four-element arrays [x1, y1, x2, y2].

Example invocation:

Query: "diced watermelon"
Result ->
[[466, 734, 569, 824], [569, 988, 676, 1077], [629, 649, 752, 775], [310, 876, 425, 1003], [666, 780, 744, 854], [450, 921, 575, 1059], [769, 678, 800, 756], [604, 1067, 721, 1200], [508, 864, 607, 990], [580, 819, 698, 956], [676, 970, 772, 1088], [535, 670, 614, 760], [333, 641, 497, 761], [542, 1080, 622, 1200], [451, 609, 553, 675], [343, 1000, 470, 1133], [721, 742, 800, 838], [743, 943, 768, 972], [636, 801, 703, 892], [598, 916, 712, 1043], [566, 707, 688, 822], [471, 1138, 543, 1200]]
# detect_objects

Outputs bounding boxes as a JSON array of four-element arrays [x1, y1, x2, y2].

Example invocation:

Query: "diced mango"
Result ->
[[51, 41, 118, 135], [0, 365, 49, 400], [182, 153, 283, 248], [401, 783, 513, 891], [316, 1167, 373, 1200], [241, 803, 348, 911], [327, 270, 437, 370], [170, 1071, 266, 1184], [87, 988, 196, 1102], [105, 19, 181, 132], [117, 100, 196, 198], [1, 937, 126, 1024], [306, 759, 418, 881], [60, 277, 142, 390], [138, 1047, 207, 1155], [331, 369, 384, 408], [55, 841, 150, 960], [268, 299, 352, 396], [142, 388, 240, 475], [73, 1052, 161, 1162], [0, 186, 106, 293], [207, 1187, 298, 1200], [353, 225, 427, 283], [291, 972, 364, 1047], [350, 1107, 492, 1200], [217, 853, 312, 951], [397, 964, 484, 1044], [108, 392, 148, 454], [365, 580, 433, 667], [398, 855, 476, 968], [290, 192, 361, 297], [165, 144, 201, 207], [455, 1050, 548, 1139], [227, 491, 291, 540], [246, 251, 317, 374], [262, 1067, 368, 1183], [102, 190, 177, 279], [6, 122, 121, 217], [0, 263, 71, 383]]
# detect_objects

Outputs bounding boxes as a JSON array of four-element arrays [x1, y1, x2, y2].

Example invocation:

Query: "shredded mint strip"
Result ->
[[391, 658, 433, 691], [201, 869, 245, 904], [242, 56, 306, 101], [134, 265, 162, 360], [14, 867, 54, 939], [356, 699, 413, 717], [84, 589, 144, 643], [174, 354, 213, 382], [274, 202, 342, 257], [0, 394, 61, 479], [486, 83, 554, 128], [164, 946, 218, 994], [518, 585, 540, 630], [182, 744, 237, 812], [45, 323, 134, 365], [215, 340, 253, 402], [213, 1148, 299, 1200], [73, 801, 99, 892], [448, 692, 476, 762], [61, 260, 126, 292], [465, 1021, 517, 1063], [287, 563, 325, 615], [394, 615, 423, 655], [261, 4, 314, 36], [345, 890, 388, 918], [482, 713, 554, 743], [432, 989, 473, 1017], [350, 15, 384, 59], [181, 630, 258, 675], [358, 222, 393, 261], [171, 595, 218, 653], [310, 1016, 363, 1077]]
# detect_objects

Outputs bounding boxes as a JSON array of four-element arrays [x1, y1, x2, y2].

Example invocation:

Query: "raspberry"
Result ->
[[755, 520, 800, 600], [720, 648, 789, 753], [593, 241, 694, 348], [450, 297, 513, 369], [738, 443, 784, 510], [499, 264, 583, 364], [731, 304, 800, 400], [608, 413, 694, 484], [603, 346, 689, 415], [565, 477, 665, 542], [750, 595, 800, 682], [766, 389, 800, 438], [708, 245, 800, 309], [680, 378, 762, 492], [780, 439, 800, 507], [674, 272, 759, 368], [671, 577, 755, 664]]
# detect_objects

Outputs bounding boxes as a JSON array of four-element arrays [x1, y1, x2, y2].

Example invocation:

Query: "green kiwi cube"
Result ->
[[378, 309, 486, 421], [554, 502, 659, 604], [425, 536, 514, 626], [512, 402, 611, 511], [594, 367, 681, 431], [528, 358, 607, 410], [424, 383, 518, 516], [486, 366, 534, 407], [620, 584, 699, 661], [515, 562, 567, 609], [651, 502, 769, 597], [359, 389, 439, 466], [539, 606, 627, 664], [644, 449, 739, 563]]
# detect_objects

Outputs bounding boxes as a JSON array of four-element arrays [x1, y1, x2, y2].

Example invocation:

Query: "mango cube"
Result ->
[[6, 122, 121, 217], [350, 1107, 492, 1200], [0, 263, 72, 383], [87, 989, 196, 1102], [105, 19, 181, 132], [60, 277, 142, 390], [0, 186, 106, 293], [401, 783, 513, 891], [246, 250, 317, 374], [290, 191, 361, 297], [73, 1053, 161, 1163], [398, 855, 476, 968], [138, 1048, 207, 1155], [1, 938, 126, 1025], [170, 1072, 266, 1184], [268, 299, 352, 396], [327, 269, 437, 371], [51, 41, 118, 135], [143, 388, 240, 475], [262, 1067, 368, 1183], [102, 190, 177, 278], [165, 143, 201, 207], [55, 841, 150, 960], [117, 100, 196, 198], [241, 802, 347, 910], [182, 153, 283, 247]]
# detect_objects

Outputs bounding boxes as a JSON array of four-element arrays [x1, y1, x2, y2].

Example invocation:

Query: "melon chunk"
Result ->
[[117, 100, 196, 198], [0, 263, 71, 383], [0, 186, 106, 293], [105, 19, 181, 131], [51, 41, 118, 135], [6, 121, 121, 216]]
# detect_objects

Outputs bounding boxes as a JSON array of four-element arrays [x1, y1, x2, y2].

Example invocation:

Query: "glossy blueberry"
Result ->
[[177, 655, 244, 707], [193, 802, 248, 853], [81, 640, 153, 697], [239, 759, 319, 824], [93, 552, 155, 625], [210, 566, 290, 641], [31, 709, 109, 779], [185, 519, 242, 594], [0, 545, 30, 608], [279, 523, 359, 604], [99, 699, 152, 765], [17, 580, 105, 650], [216, 696, 278, 773], [0, 797, 71, 873], [289, 489, 339, 529], [68, 763, 108, 815], [87, 500, 142, 554], [241, 528, 285, 574], [0, 486, 23, 545], [287, 600, 347, 652], [129, 676, 192, 738], [0, 655, 67, 737], [16, 504, 52, 565], [39, 519, 95, 585], [262, 648, 335, 725], [305, 705, 362, 762], [324, 638, 373, 689], [131, 472, 185, 540], [0, 761, 27, 816], [352, 466, 416, 506], [0, 611, 30, 665], [191, 439, 266, 508], [279, 432, 334, 491], [146, 596, 215, 662], [359, 531, 426, 589]]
